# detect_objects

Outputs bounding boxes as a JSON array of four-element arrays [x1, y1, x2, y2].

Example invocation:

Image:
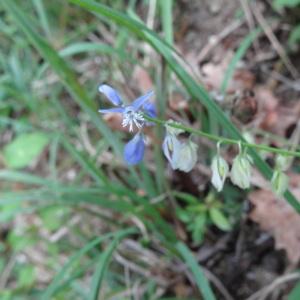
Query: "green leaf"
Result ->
[[176, 242, 216, 300], [288, 279, 300, 300], [173, 191, 199, 204], [0, 202, 21, 222], [209, 207, 231, 231], [39, 205, 70, 231], [8, 231, 37, 252], [17, 265, 36, 288], [192, 213, 207, 244], [176, 208, 191, 223], [273, 0, 300, 9], [3, 132, 49, 169], [289, 24, 300, 47]]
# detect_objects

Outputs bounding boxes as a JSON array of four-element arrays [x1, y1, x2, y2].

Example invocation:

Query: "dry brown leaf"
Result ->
[[201, 51, 255, 92], [202, 57, 231, 90], [255, 86, 300, 134], [249, 182, 300, 265]]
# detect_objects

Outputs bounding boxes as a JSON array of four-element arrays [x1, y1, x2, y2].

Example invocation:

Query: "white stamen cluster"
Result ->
[[122, 107, 145, 132]]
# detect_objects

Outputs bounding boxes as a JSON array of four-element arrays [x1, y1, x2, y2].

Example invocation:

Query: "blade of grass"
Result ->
[[159, 0, 173, 193], [41, 227, 136, 300], [221, 28, 261, 94], [0, 181, 176, 242], [139, 163, 158, 198], [60, 137, 108, 185], [289, 280, 300, 300], [37, 42, 138, 76], [2, 0, 150, 192], [176, 242, 216, 300], [59, 42, 127, 58], [32, 0, 51, 39], [2, 0, 122, 158], [0, 170, 58, 186], [67, 0, 300, 211], [127, 10, 168, 194], [160, 0, 173, 45], [88, 238, 118, 300]]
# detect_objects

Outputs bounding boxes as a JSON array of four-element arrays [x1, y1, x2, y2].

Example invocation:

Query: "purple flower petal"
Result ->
[[124, 133, 145, 165], [98, 84, 123, 106], [143, 102, 156, 118], [131, 90, 154, 111], [98, 107, 125, 114]]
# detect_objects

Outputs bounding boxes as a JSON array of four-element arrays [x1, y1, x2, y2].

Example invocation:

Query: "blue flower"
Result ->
[[124, 133, 145, 165], [98, 84, 156, 165], [98, 84, 155, 132]]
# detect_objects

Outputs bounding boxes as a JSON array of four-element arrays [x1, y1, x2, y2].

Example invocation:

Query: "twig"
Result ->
[[197, 19, 244, 63], [173, 258, 234, 300], [80, 122, 96, 156], [114, 252, 168, 287], [260, 65, 300, 92], [246, 272, 300, 300], [239, 0, 259, 53], [250, 1, 298, 79], [49, 215, 81, 242], [203, 267, 235, 300], [0, 255, 16, 289]]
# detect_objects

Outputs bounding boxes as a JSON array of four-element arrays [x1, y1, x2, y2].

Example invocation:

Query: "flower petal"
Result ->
[[98, 107, 125, 114], [98, 84, 123, 106], [131, 90, 154, 110], [211, 155, 229, 192], [124, 133, 145, 165], [162, 134, 181, 169], [162, 136, 172, 163], [230, 155, 252, 189], [143, 102, 157, 118], [176, 140, 198, 172], [165, 120, 185, 136]]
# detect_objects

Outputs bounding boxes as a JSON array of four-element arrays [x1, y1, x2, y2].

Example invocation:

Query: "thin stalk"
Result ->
[[144, 115, 300, 158]]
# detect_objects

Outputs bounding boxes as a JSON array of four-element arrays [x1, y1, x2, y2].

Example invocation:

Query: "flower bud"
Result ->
[[162, 134, 181, 169], [164, 119, 184, 136], [176, 140, 198, 172], [211, 155, 229, 192], [271, 170, 289, 197], [230, 153, 252, 189], [242, 131, 255, 144], [275, 155, 289, 172]]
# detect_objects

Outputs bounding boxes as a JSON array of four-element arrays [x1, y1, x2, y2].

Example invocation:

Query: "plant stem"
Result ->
[[144, 115, 300, 158]]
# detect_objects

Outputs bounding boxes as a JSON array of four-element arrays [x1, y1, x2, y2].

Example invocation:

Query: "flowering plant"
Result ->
[[98, 84, 155, 165], [98, 84, 296, 198]]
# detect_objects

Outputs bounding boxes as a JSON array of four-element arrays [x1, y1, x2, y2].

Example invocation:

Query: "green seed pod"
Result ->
[[230, 152, 252, 189], [271, 170, 289, 197]]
